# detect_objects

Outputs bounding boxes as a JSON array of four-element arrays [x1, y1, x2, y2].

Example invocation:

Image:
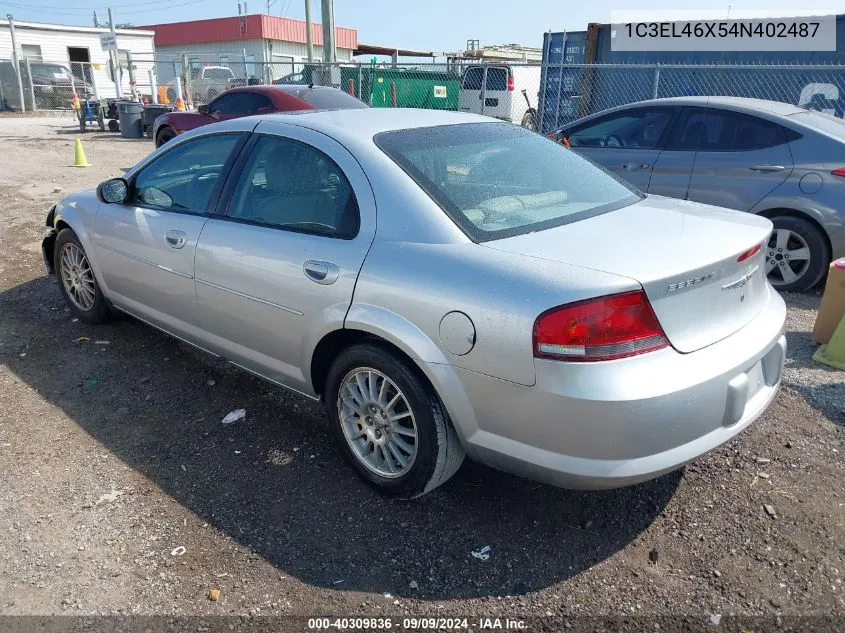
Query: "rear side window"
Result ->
[[462, 67, 483, 90], [668, 108, 788, 152], [226, 136, 359, 238], [375, 123, 640, 242], [568, 108, 675, 150], [486, 68, 508, 91]]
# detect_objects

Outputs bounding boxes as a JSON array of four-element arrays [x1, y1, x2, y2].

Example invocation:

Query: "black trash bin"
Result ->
[[142, 104, 175, 138], [117, 100, 144, 139]]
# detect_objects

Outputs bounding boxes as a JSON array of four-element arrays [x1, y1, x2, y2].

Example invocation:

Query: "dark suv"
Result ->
[[0, 61, 94, 111]]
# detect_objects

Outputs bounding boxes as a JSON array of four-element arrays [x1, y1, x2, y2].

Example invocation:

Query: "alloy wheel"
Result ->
[[766, 228, 811, 287], [59, 243, 96, 311], [337, 367, 418, 478]]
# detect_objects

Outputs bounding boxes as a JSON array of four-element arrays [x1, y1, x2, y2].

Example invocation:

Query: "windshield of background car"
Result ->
[[31, 64, 72, 79], [789, 110, 845, 140], [374, 123, 641, 241], [204, 68, 234, 81]]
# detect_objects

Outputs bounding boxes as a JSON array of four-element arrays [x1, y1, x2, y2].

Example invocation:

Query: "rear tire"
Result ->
[[325, 343, 465, 498], [766, 215, 829, 293], [521, 110, 538, 132]]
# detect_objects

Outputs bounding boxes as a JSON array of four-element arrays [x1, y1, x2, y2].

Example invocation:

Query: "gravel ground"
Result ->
[[0, 117, 843, 630]]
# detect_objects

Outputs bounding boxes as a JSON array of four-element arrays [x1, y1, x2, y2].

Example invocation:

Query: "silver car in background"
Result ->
[[42, 109, 786, 498], [552, 97, 845, 292]]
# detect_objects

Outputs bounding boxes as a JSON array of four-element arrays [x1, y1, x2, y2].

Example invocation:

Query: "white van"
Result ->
[[459, 65, 538, 130]]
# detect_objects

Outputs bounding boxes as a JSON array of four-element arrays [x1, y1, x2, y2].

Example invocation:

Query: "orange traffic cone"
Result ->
[[70, 93, 81, 110], [175, 97, 186, 111]]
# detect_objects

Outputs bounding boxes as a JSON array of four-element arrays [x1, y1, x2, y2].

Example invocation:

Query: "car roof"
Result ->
[[252, 107, 493, 140], [561, 96, 805, 128], [227, 84, 347, 95]]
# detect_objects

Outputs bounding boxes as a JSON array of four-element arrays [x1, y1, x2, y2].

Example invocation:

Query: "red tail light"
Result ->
[[832, 167, 845, 177], [507, 75, 514, 91], [533, 291, 668, 362], [737, 243, 762, 262]]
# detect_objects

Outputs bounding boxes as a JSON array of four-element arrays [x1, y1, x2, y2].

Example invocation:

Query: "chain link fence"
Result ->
[[3, 55, 844, 135], [539, 62, 845, 133], [0, 57, 157, 112]]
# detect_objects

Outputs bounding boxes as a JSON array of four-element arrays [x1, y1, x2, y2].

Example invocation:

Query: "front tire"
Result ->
[[54, 228, 109, 324], [325, 343, 465, 498], [766, 216, 829, 292], [155, 127, 176, 148]]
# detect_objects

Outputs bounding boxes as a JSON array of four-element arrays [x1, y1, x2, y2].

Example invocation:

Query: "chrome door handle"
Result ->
[[620, 163, 651, 170], [165, 229, 187, 249], [303, 260, 340, 285], [749, 165, 785, 172]]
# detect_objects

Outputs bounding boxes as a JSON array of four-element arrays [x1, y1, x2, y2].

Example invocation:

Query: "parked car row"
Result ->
[[45, 105, 787, 498], [150, 86, 844, 294]]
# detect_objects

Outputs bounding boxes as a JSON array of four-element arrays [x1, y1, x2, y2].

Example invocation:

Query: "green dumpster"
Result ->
[[365, 68, 460, 111]]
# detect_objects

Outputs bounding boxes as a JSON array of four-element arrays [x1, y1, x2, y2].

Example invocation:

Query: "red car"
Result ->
[[152, 85, 368, 147]]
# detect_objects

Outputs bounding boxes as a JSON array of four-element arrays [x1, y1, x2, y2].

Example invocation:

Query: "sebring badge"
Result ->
[[722, 265, 760, 291], [667, 271, 718, 292]]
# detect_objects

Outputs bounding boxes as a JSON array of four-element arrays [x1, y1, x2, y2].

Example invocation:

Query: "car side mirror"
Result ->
[[97, 178, 129, 204], [198, 104, 209, 114]]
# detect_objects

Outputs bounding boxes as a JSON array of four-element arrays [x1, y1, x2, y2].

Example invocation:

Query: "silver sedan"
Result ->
[[552, 97, 845, 293], [42, 109, 786, 498]]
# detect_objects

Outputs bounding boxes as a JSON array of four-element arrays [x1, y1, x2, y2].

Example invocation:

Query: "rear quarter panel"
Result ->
[[349, 240, 639, 387], [753, 133, 845, 257]]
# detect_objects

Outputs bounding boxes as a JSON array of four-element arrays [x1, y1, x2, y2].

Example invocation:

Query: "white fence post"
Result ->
[[149, 69, 158, 104], [652, 64, 661, 100], [25, 57, 35, 111], [91, 62, 100, 102]]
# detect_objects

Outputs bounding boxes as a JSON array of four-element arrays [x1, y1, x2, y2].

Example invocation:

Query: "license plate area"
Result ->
[[723, 359, 767, 427], [745, 361, 765, 399]]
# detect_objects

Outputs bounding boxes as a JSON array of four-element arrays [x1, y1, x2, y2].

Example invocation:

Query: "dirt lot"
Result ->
[[0, 117, 843, 629]]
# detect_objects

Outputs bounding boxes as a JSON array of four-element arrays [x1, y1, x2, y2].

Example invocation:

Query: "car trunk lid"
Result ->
[[484, 195, 773, 353]]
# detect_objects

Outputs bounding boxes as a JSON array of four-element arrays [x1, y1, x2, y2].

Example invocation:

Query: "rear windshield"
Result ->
[[461, 66, 509, 91], [375, 123, 641, 241], [789, 110, 845, 139], [285, 87, 368, 110]]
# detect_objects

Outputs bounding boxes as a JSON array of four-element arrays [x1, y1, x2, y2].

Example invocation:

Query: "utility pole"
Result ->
[[93, 11, 100, 27], [304, 0, 314, 62], [6, 15, 26, 112], [108, 8, 122, 99], [320, 0, 335, 63]]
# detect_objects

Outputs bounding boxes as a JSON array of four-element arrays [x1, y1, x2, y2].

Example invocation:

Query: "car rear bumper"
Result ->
[[436, 285, 787, 489]]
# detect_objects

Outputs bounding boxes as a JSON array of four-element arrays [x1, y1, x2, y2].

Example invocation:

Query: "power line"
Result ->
[[1, 0, 199, 11], [1, 0, 205, 15]]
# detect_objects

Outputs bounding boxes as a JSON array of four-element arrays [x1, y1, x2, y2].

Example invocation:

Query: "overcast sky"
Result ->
[[2, 0, 839, 52]]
